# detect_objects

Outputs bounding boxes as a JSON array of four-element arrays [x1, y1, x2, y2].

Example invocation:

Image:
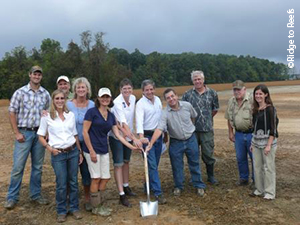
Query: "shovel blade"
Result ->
[[140, 201, 158, 217]]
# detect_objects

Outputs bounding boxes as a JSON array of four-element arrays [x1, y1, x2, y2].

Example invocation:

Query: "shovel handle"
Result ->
[[143, 151, 151, 202]]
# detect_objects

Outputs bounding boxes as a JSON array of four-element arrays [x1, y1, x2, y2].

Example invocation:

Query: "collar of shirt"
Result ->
[[192, 85, 209, 95], [233, 92, 251, 105], [25, 83, 45, 94], [167, 101, 182, 112], [142, 95, 156, 104]]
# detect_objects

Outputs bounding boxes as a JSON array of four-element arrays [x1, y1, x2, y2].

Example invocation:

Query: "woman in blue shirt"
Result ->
[[67, 77, 94, 212], [83, 87, 137, 216]]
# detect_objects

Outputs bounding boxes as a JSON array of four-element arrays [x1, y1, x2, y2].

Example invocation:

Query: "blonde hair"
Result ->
[[50, 89, 69, 120], [72, 77, 92, 99]]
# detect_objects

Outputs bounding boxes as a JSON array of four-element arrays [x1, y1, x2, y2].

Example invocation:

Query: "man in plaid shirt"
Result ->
[[182, 70, 219, 185], [4, 66, 51, 210]]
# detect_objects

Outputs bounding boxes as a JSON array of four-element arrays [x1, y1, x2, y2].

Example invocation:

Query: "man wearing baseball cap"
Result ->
[[5, 66, 51, 210], [57, 75, 73, 99], [225, 80, 254, 187]]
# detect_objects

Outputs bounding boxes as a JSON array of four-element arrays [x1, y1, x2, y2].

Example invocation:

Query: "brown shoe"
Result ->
[[119, 194, 132, 207], [70, 211, 82, 220], [57, 214, 67, 223]]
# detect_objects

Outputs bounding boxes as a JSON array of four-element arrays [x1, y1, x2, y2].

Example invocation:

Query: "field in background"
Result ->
[[133, 80, 300, 98], [0, 80, 299, 224]]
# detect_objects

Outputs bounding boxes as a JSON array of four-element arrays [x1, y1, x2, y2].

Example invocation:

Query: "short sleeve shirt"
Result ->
[[182, 86, 219, 132], [157, 101, 197, 140], [9, 83, 50, 128], [67, 100, 95, 142], [224, 92, 253, 131], [37, 111, 77, 149], [82, 107, 116, 154]]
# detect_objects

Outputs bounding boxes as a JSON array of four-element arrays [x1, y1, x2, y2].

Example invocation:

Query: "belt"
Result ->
[[18, 127, 39, 132], [57, 144, 76, 153], [236, 129, 253, 134], [144, 130, 154, 136]]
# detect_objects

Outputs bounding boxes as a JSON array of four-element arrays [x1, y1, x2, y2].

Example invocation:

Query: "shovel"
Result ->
[[140, 150, 158, 217]]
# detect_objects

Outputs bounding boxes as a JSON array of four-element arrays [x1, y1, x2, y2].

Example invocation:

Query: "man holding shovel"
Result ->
[[146, 88, 206, 197]]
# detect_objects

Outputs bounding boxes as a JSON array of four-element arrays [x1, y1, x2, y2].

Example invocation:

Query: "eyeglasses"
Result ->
[[54, 97, 65, 100]]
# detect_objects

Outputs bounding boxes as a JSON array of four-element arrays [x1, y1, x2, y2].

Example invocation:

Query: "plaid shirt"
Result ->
[[9, 83, 51, 128], [182, 86, 219, 132]]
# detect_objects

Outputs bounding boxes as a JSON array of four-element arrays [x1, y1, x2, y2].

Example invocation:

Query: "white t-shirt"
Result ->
[[37, 111, 77, 149], [109, 94, 136, 140]]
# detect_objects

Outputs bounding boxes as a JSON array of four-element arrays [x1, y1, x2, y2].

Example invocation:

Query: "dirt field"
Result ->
[[0, 81, 299, 225]]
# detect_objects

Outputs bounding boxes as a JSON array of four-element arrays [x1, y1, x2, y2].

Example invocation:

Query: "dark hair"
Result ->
[[163, 88, 177, 99], [94, 96, 114, 108], [253, 84, 273, 115], [119, 78, 133, 89], [141, 79, 155, 90]]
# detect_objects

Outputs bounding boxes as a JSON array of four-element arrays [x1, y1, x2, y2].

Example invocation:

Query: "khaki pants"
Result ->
[[252, 145, 277, 199]]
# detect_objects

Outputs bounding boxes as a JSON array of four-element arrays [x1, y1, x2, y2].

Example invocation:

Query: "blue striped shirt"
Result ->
[[9, 83, 51, 128]]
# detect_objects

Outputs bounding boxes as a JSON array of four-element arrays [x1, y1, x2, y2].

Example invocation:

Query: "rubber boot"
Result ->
[[206, 164, 219, 185], [91, 191, 111, 216], [90, 192, 101, 215]]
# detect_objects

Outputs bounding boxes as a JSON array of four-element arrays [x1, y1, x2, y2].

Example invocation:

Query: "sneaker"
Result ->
[[236, 179, 249, 186], [263, 193, 275, 200], [4, 200, 17, 210], [173, 188, 182, 196], [124, 186, 137, 196], [155, 195, 167, 204], [119, 194, 132, 207], [249, 190, 263, 197], [31, 196, 50, 205], [57, 214, 67, 223], [70, 211, 82, 220], [197, 188, 205, 197]]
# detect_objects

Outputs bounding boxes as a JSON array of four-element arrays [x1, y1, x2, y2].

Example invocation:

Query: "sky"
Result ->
[[0, 0, 299, 74]]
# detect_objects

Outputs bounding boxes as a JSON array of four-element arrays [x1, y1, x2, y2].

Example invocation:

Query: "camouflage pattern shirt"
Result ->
[[182, 86, 219, 132]]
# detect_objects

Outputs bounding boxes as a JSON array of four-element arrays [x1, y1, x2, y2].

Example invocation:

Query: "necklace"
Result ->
[[99, 108, 108, 121]]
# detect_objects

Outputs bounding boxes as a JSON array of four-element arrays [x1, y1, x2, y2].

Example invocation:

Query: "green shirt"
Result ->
[[182, 86, 219, 132], [224, 92, 253, 131]]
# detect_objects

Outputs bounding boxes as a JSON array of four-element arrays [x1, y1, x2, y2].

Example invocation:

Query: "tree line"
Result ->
[[0, 31, 289, 99]]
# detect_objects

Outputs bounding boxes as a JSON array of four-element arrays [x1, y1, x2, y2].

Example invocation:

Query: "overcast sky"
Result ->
[[0, 0, 299, 73]]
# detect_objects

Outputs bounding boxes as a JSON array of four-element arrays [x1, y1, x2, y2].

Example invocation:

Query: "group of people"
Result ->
[[4, 66, 279, 223]]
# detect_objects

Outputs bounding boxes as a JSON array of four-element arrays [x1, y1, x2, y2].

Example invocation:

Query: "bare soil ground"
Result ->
[[0, 82, 299, 225]]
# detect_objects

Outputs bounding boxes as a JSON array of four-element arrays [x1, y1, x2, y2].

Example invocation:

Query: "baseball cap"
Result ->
[[57, 75, 70, 84], [232, 80, 245, 89], [98, 87, 112, 97], [30, 66, 43, 74]]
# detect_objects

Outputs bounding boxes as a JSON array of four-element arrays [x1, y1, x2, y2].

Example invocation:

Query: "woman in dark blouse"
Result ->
[[82, 88, 137, 216], [250, 84, 279, 200]]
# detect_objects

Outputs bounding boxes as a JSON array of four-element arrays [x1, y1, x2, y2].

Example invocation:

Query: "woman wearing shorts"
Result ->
[[109, 78, 142, 207], [82, 87, 137, 216]]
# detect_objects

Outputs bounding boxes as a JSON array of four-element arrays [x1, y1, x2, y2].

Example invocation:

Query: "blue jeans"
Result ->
[[109, 137, 132, 167], [51, 147, 79, 215], [144, 134, 163, 197], [7, 130, 45, 202], [235, 131, 254, 181], [169, 133, 206, 190]]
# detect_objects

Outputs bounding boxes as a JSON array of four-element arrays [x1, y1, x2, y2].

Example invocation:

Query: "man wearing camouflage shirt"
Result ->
[[182, 70, 219, 185]]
